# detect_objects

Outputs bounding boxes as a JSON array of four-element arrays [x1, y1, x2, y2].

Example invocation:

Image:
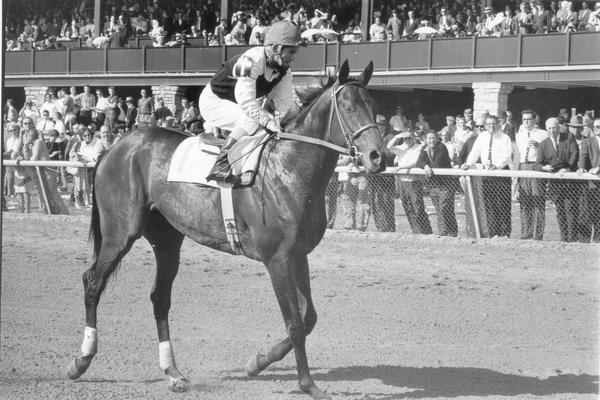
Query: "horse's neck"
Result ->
[[274, 97, 339, 193]]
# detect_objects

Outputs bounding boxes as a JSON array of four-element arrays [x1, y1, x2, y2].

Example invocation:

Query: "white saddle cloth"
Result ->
[[167, 132, 270, 187]]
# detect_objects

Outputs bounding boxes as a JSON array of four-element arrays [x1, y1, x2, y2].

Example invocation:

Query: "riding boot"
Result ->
[[206, 137, 237, 182]]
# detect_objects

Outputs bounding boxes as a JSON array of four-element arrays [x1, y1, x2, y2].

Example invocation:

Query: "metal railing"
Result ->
[[5, 31, 600, 76], [3, 160, 599, 243]]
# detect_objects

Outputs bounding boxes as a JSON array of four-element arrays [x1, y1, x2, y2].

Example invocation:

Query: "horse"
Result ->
[[66, 60, 386, 400]]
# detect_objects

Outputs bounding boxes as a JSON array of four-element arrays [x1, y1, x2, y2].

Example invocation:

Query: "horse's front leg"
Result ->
[[246, 255, 318, 376], [264, 253, 329, 400]]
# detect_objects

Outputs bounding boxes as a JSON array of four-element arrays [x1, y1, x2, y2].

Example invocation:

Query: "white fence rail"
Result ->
[[3, 160, 599, 242]]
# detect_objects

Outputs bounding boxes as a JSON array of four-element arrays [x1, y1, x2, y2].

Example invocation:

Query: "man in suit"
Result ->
[[173, 12, 189, 35], [577, 117, 600, 242], [109, 25, 126, 48], [437, 7, 455, 36], [386, 9, 402, 40], [534, 118, 579, 241], [192, 9, 206, 33], [534, 2, 552, 33], [402, 10, 419, 38], [578, 1, 592, 30]]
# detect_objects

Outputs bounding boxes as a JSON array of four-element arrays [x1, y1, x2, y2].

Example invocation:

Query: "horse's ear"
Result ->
[[337, 60, 350, 84], [357, 61, 374, 86]]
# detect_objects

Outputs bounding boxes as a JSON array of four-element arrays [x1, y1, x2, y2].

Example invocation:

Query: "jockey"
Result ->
[[200, 20, 304, 183]]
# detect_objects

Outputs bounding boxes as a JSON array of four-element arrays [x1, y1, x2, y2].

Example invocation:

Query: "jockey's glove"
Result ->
[[266, 120, 283, 134]]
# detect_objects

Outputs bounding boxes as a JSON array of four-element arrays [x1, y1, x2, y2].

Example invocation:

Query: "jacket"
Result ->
[[210, 46, 296, 128]]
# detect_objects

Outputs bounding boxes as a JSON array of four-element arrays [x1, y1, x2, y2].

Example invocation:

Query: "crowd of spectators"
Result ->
[[2, 88, 599, 243], [5, 0, 600, 51], [332, 105, 600, 243], [2, 86, 202, 211]]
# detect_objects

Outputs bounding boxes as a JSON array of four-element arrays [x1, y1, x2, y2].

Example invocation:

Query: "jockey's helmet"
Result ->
[[263, 21, 304, 48]]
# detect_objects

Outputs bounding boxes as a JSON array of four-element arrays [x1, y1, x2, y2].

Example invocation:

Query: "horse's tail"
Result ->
[[88, 151, 107, 267]]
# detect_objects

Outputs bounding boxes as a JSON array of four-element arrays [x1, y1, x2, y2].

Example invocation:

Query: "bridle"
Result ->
[[327, 80, 379, 157], [277, 81, 378, 157]]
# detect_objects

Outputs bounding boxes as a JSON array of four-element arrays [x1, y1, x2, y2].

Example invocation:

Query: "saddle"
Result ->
[[167, 131, 271, 188]]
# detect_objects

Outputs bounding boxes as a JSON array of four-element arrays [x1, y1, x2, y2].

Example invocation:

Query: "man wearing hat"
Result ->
[[200, 20, 304, 183], [463, 108, 474, 130], [513, 109, 548, 240], [389, 106, 409, 133], [568, 114, 587, 146], [438, 115, 457, 140], [577, 117, 600, 242], [388, 130, 432, 234], [125, 96, 137, 131], [480, 6, 499, 36], [567, 113, 593, 241]]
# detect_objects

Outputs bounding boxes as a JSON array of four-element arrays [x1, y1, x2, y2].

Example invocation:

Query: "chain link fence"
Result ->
[[3, 161, 599, 243], [327, 167, 600, 243], [2, 161, 93, 215]]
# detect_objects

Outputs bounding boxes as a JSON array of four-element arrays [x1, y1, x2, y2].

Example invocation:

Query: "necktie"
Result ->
[[524, 131, 531, 161], [554, 137, 559, 152], [43, 121, 47, 132], [488, 132, 493, 167]]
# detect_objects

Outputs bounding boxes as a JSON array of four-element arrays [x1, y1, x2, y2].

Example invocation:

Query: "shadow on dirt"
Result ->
[[226, 365, 599, 398]]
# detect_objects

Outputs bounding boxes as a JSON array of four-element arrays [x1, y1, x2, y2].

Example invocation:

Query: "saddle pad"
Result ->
[[167, 136, 221, 187], [167, 132, 271, 187]]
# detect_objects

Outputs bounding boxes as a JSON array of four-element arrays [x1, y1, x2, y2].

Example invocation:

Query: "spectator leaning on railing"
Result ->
[[534, 117, 579, 242], [388, 130, 432, 235], [577, 117, 600, 242], [513, 109, 547, 241], [462, 115, 513, 238], [417, 131, 458, 237]]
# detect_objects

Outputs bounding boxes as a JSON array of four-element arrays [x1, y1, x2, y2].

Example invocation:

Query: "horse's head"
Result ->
[[327, 60, 386, 173]]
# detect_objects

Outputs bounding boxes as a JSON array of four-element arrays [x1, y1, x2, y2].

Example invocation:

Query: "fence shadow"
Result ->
[[227, 364, 599, 398]]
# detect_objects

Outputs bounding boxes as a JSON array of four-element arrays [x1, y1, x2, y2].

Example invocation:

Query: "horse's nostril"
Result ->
[[369, 151, 381, 164]]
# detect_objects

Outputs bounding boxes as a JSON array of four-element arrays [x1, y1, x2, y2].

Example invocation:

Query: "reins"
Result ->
[[276, 81, 378, 158]]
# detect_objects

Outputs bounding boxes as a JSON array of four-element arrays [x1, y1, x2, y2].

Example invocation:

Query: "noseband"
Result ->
[[276, 81, 378, 157]]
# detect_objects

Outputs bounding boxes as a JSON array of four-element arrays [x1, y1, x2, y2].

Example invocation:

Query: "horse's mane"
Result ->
[[281, 75, 337, 131]]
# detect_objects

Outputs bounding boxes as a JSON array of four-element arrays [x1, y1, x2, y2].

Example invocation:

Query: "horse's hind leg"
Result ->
[[66, 232, 140, 379], [142, 211, 187, 392], [259, 253, 328, 400]]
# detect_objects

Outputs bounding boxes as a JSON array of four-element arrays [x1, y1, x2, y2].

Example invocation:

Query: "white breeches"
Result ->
[[199, 84, 259, 140]]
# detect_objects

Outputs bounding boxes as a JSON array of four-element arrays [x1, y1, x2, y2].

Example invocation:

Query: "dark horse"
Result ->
[[66, 61, 385, 399]]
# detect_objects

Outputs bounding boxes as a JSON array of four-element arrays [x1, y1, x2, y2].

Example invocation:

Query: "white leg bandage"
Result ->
[[159, 341, 176, 371], [80, 326, 98, 357]]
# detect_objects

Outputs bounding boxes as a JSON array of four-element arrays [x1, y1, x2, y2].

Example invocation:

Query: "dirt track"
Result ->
[[1, 213, 599, 400]]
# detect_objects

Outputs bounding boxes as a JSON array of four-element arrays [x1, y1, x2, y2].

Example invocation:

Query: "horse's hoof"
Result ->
[[245, 353, 265, 377], [168, 376, 190, 393], [65, 356, 93, 380], [301, 383, 330, 400]]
